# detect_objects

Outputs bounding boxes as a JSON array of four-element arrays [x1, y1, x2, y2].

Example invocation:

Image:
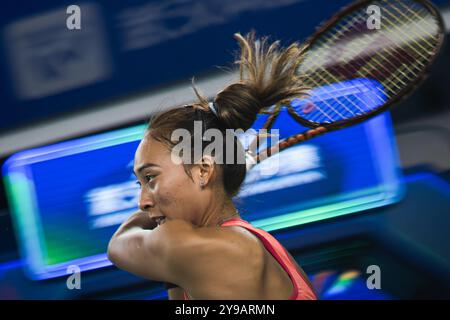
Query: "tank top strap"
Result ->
[[221, 218, 299, 300], [220, 218, 316, 300], [221, 218, 294, 267], [183, 217, 316, 300]]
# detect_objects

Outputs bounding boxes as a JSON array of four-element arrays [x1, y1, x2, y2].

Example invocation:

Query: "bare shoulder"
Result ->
[[162, 218, 262, 255], [164, 220, 265, 298]]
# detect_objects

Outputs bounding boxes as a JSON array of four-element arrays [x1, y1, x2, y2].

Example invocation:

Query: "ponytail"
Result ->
[[204, 30, 310, 131], [148, 31, 310, 198]]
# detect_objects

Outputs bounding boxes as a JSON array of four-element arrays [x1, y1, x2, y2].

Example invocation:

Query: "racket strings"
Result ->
[[323, 25, 411, 93], [365, 4, 438, 87], [383, 5, 439, 77], [383, 7, 437, 60], [302, 13, 395, 121], [302, 46, 385, 122], [306, 4, 433, 76], [304, 3, 434, 78], [314, 1, 438, 85], [312, 9, 416, 95], [295, 0, 441, 124], [393, 1, 439, 45], [303, 17, 370, 122]]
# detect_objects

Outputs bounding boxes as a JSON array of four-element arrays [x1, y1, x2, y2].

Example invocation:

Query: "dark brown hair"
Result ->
[[146, 30, 309, 198]]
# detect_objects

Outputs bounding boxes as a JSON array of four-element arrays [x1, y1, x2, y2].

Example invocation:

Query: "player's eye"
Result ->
[[145, 174, 156, 183]]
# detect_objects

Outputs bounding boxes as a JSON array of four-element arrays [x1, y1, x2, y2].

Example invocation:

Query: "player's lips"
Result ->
[[151, 216, 166, 226]]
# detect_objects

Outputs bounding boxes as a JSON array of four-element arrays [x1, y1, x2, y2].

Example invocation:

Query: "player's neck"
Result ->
[[202, 198, 240, 227]]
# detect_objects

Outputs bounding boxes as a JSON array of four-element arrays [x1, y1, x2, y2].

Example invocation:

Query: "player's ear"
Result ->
[[194, 155, 216, 188]]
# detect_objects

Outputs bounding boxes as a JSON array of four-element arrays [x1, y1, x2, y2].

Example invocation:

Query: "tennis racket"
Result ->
[[246, 0, 445, 170]]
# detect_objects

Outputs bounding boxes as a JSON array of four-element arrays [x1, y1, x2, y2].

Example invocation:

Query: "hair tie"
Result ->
[[207, 101, 255, 170], [208, 102, 219, 118]]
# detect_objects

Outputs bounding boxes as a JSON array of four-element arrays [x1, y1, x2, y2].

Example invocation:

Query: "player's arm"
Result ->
[[108, 214, 257, 297], [107, 212, 196, 283]]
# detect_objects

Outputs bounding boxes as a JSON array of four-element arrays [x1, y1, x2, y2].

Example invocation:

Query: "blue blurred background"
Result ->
[[0, 0, 450, 299]]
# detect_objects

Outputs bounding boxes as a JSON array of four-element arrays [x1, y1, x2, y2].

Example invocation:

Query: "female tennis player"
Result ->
[[107, 31, 317, 300]]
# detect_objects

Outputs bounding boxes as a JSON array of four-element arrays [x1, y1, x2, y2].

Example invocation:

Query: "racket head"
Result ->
[[291, 0, 446, 131]]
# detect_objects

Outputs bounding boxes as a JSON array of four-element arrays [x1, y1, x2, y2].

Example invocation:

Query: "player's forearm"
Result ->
[[107, 210, 157, 269], [110, 210, 156, 240], [106, 212, 168, 280]]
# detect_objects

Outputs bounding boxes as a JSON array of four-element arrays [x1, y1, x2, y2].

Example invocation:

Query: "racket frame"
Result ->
[[249, 0, 446, 167]]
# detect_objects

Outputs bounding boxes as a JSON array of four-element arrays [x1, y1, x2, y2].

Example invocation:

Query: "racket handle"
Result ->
[[250, 126, 327, 169]]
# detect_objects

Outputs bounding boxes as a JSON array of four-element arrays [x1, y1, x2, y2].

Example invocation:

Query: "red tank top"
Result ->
[[182, 217, 317, 300]]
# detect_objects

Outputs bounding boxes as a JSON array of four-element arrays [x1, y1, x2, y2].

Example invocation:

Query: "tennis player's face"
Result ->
[[134, 136, 205, 225]]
